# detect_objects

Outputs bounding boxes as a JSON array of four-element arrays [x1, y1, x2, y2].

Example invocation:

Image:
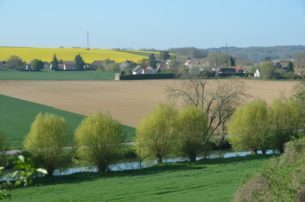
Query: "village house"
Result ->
[[145, 66, 159, 74], [50, 61, 76, 71], [254, 69, 260, 78], [132, 65, 144, 75]]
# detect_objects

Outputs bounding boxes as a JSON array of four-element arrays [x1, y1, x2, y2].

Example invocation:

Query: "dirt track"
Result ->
[[0, 79, 297, 127]]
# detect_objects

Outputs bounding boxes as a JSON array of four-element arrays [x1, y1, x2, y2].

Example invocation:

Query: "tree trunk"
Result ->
[[251, 149, 258, 155], [279, 146, 284, 154], [98, 164, 108, 173], [261, 149, 266, 155], [156, 154, 163, 164], [189, 152, 197, 162], [47, 167, 55, 177]]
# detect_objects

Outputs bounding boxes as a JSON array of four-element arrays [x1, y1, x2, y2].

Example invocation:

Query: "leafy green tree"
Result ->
[[269, 99, 303, 153], [228, 100, 271, 154], [260, 61, 277, 79], [286, 61, 294, 72], [136, 104, 177, 163], [5, 56, 25, 70], [148, 54, 157, 69], [31, 59, 44, 71], [74, 54, 85, 70], [24, 113, 69, 175], [51, 54, 59, 70], [75, 113, 124, 172], [229, 57, 235, 67], [160, 51, 171, 61], [176, 106, 209, 162]]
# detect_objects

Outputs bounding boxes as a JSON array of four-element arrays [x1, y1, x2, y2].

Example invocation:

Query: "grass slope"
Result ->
[[0, 47, 145, 63], [0, 94, 135, 148], [0, 71, 115, 80], [9, 156, 271, 202]]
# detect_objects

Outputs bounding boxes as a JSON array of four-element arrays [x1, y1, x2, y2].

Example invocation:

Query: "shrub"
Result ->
[[176, 106, 209, 162], [136, 104, 177, 163], [74, 112, 124, 172], [24, 113, 69, 175], [234, 136, 305, 201]]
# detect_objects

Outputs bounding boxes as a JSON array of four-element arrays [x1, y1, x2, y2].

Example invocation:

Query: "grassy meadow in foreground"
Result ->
[[0, 94, 135, 148], [0, 47, 145, 63], [0, 71, 115, 80], [8, 155, 272, 202]]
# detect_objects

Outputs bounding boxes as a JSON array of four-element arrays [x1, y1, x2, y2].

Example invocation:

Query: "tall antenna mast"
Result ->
[[86, 31, 90, 50]]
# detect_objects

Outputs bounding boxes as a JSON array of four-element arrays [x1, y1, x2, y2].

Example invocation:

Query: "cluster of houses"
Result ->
[[1, 56, 295, 79], [119, 60, 172, 75]]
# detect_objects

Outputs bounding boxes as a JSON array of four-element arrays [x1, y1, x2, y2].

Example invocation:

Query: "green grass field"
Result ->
[[8, 155, 271, 202], [0, 94, 135, 148], [0, 71, 115, 80], [0, 47, 145, 63]]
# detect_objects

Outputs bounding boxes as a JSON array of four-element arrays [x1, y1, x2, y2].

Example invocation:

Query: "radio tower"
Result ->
[[86, 31, 90, 50]]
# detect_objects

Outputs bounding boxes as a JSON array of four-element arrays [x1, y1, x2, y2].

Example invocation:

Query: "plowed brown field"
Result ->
[[0, 79, 297, 127]]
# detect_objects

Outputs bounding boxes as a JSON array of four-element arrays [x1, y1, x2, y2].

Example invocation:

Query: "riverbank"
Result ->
[[9, 155, 273, 202]]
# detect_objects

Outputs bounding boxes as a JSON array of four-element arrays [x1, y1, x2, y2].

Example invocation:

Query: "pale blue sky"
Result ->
[[0, 0, 305, 49]]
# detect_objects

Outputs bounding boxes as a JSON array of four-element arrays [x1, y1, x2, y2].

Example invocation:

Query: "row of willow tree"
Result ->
[[20, 104, 212, 175]]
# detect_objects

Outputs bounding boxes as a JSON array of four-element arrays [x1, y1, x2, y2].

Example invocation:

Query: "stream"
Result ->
[[53, 149, 276, 176]]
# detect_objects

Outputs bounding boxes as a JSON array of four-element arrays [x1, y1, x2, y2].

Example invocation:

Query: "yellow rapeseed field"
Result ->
[[0, 47, 145, 63]]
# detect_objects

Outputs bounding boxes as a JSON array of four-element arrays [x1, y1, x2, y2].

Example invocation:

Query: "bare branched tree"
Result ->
[[167, 72, 247, 146]]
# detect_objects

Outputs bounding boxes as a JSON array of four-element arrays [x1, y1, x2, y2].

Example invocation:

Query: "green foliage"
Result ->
[[75, 112, 125, 172], [269, 99, 303, 152], [260, 61, 277, 79], [4, 56, 25, 70], [24, 113, 69, 175], [294, 80, 305, 107], [228, 100, 271, 153], [30, 59, 44, 71], [74, 54, 85, 70], [50, 54, 59, 71], [176, 106, 209, 161], [235, 136, 305, 201], [0, 155, 47, 200], [136, 104, 177, 163], [148, 54, 157, 69]]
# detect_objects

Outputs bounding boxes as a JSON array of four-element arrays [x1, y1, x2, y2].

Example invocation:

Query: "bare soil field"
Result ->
[[0, 79, 297, 127]]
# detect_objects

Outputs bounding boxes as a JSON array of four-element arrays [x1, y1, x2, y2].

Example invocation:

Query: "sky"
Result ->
[[0, 0, 305, 49]]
